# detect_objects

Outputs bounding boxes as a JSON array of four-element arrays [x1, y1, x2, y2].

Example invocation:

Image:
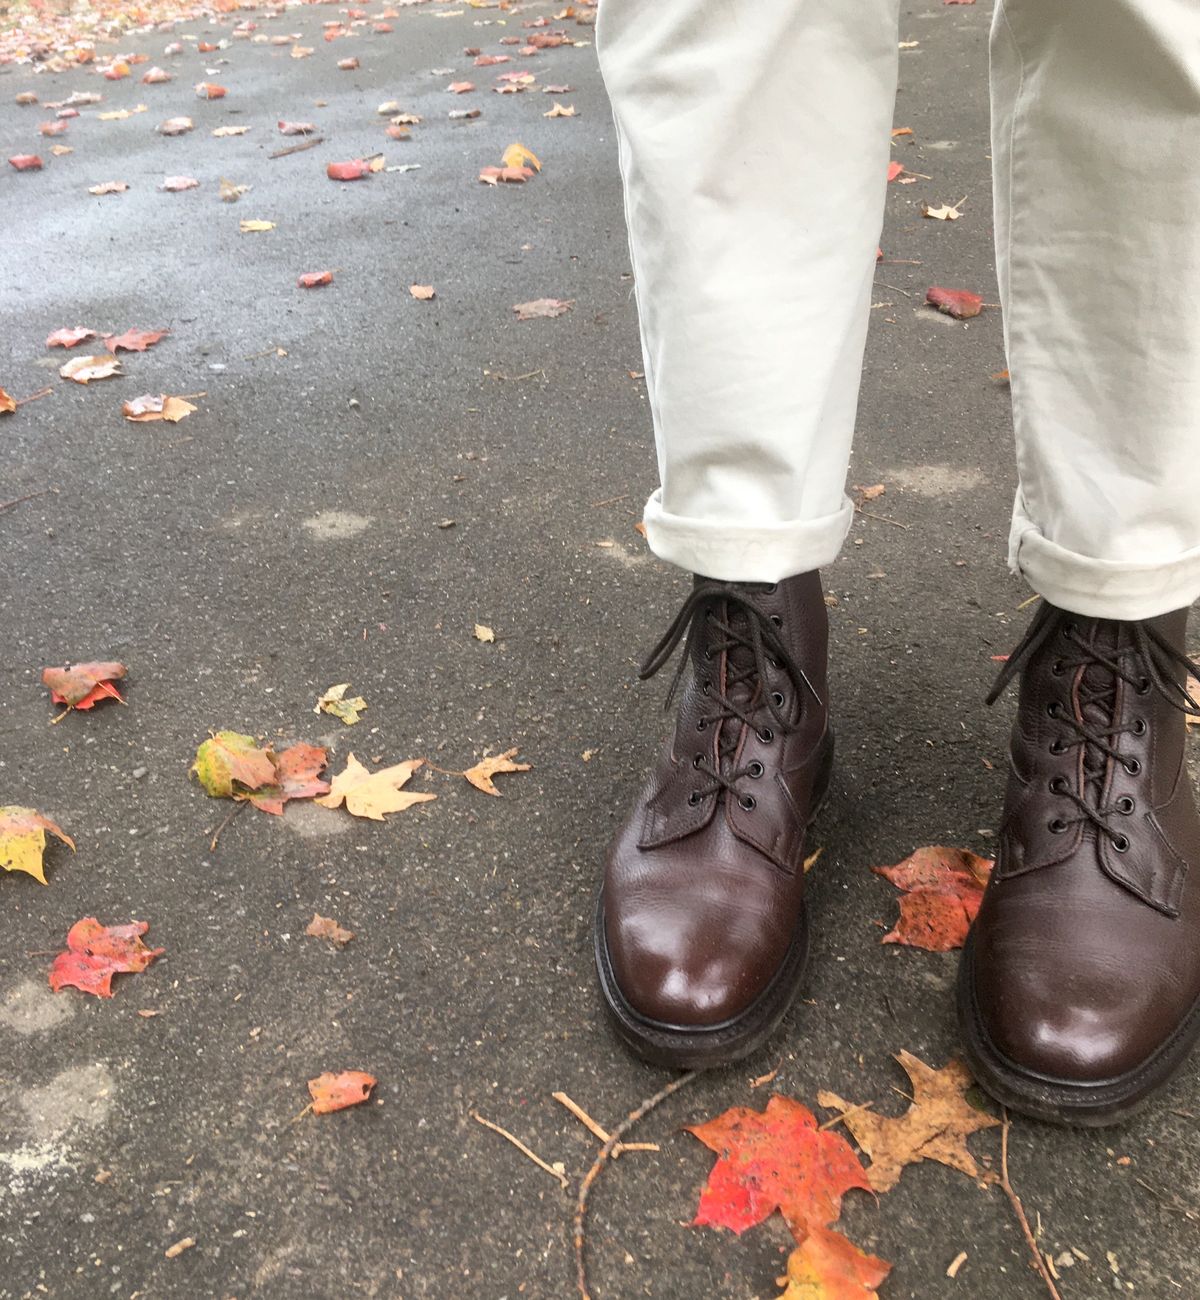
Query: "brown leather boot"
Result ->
[[595, 572, 833, 1068], [958, 601, 1200, 1124]]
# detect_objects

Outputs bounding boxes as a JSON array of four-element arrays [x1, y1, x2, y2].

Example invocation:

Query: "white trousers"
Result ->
[[596, 0, 1200, 620]]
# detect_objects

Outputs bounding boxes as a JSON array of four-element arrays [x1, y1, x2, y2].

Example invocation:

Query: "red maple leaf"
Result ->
[[49, 918, 164, 998], [873, 845, 994, 951]]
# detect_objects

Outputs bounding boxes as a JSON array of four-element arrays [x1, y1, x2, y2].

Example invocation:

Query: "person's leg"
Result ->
[[596, 0, 902, 583], [594, 0, 901, 1067], [961, 0, 1200, 1122]]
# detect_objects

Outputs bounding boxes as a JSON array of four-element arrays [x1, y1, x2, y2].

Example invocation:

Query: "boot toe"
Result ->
[[603, 886, 792, 1029]]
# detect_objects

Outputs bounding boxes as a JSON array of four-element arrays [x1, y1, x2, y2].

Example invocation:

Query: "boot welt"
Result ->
[[957, 929, 1200, 1126]]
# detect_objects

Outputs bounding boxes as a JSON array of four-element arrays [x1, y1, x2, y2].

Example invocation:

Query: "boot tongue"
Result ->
[[1074, 619, 1122, 798]]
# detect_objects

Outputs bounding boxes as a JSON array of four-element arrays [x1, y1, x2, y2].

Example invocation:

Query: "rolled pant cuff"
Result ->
[[1011, 513, 1200, 621], [642, 489, 854, 582]]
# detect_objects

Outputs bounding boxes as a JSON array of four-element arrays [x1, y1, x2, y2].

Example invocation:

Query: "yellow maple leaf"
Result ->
[[314, 683, 368, 725], [0, 806, 75, 884], [316, 754, 436, 820], [462, 748, 531, 796], [501, 141, 541, 172], [239, 219, 275, 233]]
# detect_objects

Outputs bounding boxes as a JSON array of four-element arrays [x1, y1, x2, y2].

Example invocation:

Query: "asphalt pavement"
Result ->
[[2, 2, 1198, 1298]]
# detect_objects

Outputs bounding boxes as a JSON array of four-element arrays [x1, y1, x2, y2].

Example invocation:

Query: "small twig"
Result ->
[[471, 1109, 568, 1189], [209, 800, 248, 851], [0, 486, 54, 513], [999, 1109, 1062, 1300], [1135, 1175, 1200, 1222], [552, 1091, 660, 1157], [269, 135, 325, 159], [878, 282, 914, 298], [589, 495, 628, 509], [14, 386, 53, 407], [1016, 593, 1042, 612], [818, 1101, 873, 1132], [860, 510, 911, 530], [575, 1071, 698, 1300]]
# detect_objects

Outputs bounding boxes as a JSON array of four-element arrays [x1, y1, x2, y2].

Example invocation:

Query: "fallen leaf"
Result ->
[[46, 327, 96, 348], [105, 328, 169, 352], [49, 918, 163, 997], [475, 53, 510, 66], [327, 159, 371, 181], [872, 845, 993, 951], [449, 108, 482, 120], [42, 661, 126, 708], [0, 388, 15, 414], [191, 730, 278, 799], [51, 145, 73, 157], [60, 354, 121, 384], [246, 741, 331, 815], [779, 1226, 891, 1300], [512, 298, 573, 320], [922, 199, 964, 221], [479, 164, 533, 185], [122, 395, 197, 423], [689, 1094, 872, 1239], [103, 60, 131, 80], [926, 286, 983, 320], [9, 154, 44, 171], [219, 177, 250, 202], [299, 270, 334, 288], [817, 1052, 999, 1192], [316, 754, 435, 820], [543, 102, 576, 117], [15, 92, 38, 106], [307, 1070, 376, 1113], [162, 175, 200, 191], [0, 807, 75, 884], [194, 82, 227, 99], [212, 125, 250, 137], [886, 160, 904, 182], [462, 748, 531, 797], [164, 1237, 195, 1259], [305, 913, 354, 946], [448, 81, 476, 93], [541, 84, 573, 94], [473, 623, 495, 642], [501, 141, 541, 171], [239, 219, 276, 233], [88, 181, 128, 195], [410, 284, 435, 300], [158, 117, 194, 135], [278, 119, 317, 135], [852, 483, 886, 504], [292, 45, 315, 58], [314, 682, 367, 724], [40, 119, 69, 136], [142, 66, 172, 84]]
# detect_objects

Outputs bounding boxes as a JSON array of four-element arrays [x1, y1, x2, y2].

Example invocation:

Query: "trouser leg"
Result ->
[[595, 0, 902, 582], [992, 0, 1200, 619]]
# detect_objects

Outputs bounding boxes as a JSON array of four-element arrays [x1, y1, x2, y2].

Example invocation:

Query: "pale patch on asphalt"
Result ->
[[0, 979, 76, 1034], [887, 465, 984, 496], [923, 139, 960, 151], [278, 801, 350, 838], [594, 539, 649, 568], [914, 305, 964, 328], [302, 510, 372, 540], [0, 1141, 75, 1197], [20, 1063, 115, 1142]]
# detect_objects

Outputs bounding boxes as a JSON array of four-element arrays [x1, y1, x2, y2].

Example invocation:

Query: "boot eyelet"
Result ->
[[1046, 702, 1062, 719], [1065, 620, 1079, 636], [1132, 718, 1146, 735], [1051, 660, 1066, 676], [768, 656, 780, 670], [770, 613, 783, 628], [703, 648, 712, 661], [1049, 776, 1067, 794], [757, 727, 774, 744], [696, 719, 708, 732], [764, 583, 778, 595], [1111, 833, 1131, 853], [1124, 758, 1142, 776], [1116, 796, 1135, 815], [1049, 739, 1068, 755], [692, 754, 703, 769], [747, 761, 764, 778], [688, 791, 703, 806], [771, 691, 786, 708], [1136, 677, 1151, 695], [738, 794, 757, 811], [701, 681, 711, 695], [1048, 818, 1068, 834]]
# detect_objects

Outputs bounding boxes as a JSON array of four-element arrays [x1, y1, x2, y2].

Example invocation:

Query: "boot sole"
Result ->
[[594, 731, 834, 1071], [957, 928, 1200, 1126]]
